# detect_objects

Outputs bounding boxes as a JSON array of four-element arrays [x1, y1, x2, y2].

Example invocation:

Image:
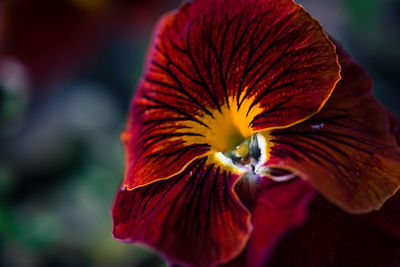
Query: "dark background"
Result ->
[[0, 0, 399, 266]]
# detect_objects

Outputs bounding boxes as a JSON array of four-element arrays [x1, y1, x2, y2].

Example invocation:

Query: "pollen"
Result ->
[[235, 143, 249, 158], [212, 133, 264, 177]]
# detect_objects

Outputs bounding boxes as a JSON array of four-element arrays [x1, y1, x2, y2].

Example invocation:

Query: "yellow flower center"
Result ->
[[177, 95, 295, 182], [181, 95, 263, 153]]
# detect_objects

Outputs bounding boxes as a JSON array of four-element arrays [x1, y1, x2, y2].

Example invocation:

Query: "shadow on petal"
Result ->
[[267, 192, 400, 267], [220, 177, 314, 267], [246, 178, 315, 267]]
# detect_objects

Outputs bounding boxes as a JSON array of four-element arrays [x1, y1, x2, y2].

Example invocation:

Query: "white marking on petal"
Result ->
[[254, 133, 267, 172], [269, 172, 297, 182], [311, 123, 325, 130], [215, 152, 247, 173], [255, 165, 269, 177]]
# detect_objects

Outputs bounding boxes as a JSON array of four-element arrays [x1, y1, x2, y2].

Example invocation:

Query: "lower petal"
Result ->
[[112, 157, 251, 267], [267, 192, 400, 267], [246, 178, 315, 267]]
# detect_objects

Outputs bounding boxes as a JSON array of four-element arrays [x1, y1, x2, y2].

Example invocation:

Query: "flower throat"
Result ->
[[217, 133, 296, 182]]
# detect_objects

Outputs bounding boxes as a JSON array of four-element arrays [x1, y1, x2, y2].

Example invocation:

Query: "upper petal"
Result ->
[[112, 156, 251, 267], [123, 0, 340, 189], [264, 42, 400, 213]]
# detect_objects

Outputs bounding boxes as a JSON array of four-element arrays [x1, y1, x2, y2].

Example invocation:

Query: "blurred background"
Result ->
[[0, 0, 399, 266]]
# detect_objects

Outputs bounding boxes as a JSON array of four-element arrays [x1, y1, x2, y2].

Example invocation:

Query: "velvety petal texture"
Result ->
[[122, 0, 340, 189], [112, 157, 251, 267], [267, 192, 400, 267], [265, 42, 400, 213]]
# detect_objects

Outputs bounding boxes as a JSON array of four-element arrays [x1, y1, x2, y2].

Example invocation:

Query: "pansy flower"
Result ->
[[111, 0, 400, 266]]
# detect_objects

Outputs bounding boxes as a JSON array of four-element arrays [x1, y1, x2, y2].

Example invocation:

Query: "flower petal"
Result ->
[[266, 193, 400, 267], [123, 0, 340, 189], [264, 42, 400, 213], [246, 178, 315, 267], [112, 157, 251, 267]]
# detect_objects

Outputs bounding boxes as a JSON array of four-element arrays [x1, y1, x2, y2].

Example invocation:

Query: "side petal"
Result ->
[[264, 42, 400, 213], [267, 193, 400, 267], [246, 178, 315, 267], [124, 0, 340, 189], [112, 157, 251, 267]]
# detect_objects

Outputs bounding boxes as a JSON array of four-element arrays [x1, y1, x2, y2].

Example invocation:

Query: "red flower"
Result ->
[[111, 0, 400, 266]]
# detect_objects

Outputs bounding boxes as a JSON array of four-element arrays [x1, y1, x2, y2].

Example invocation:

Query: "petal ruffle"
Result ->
[[246, 178, 315, 267], [123, 0, 340, 189], [267, 192, 400, 267], [264, 42, 400, 213], [112, 157, 251, 267]]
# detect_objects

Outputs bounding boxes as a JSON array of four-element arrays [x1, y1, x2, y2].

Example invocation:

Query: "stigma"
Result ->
[[217, 133, 296, 182]]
